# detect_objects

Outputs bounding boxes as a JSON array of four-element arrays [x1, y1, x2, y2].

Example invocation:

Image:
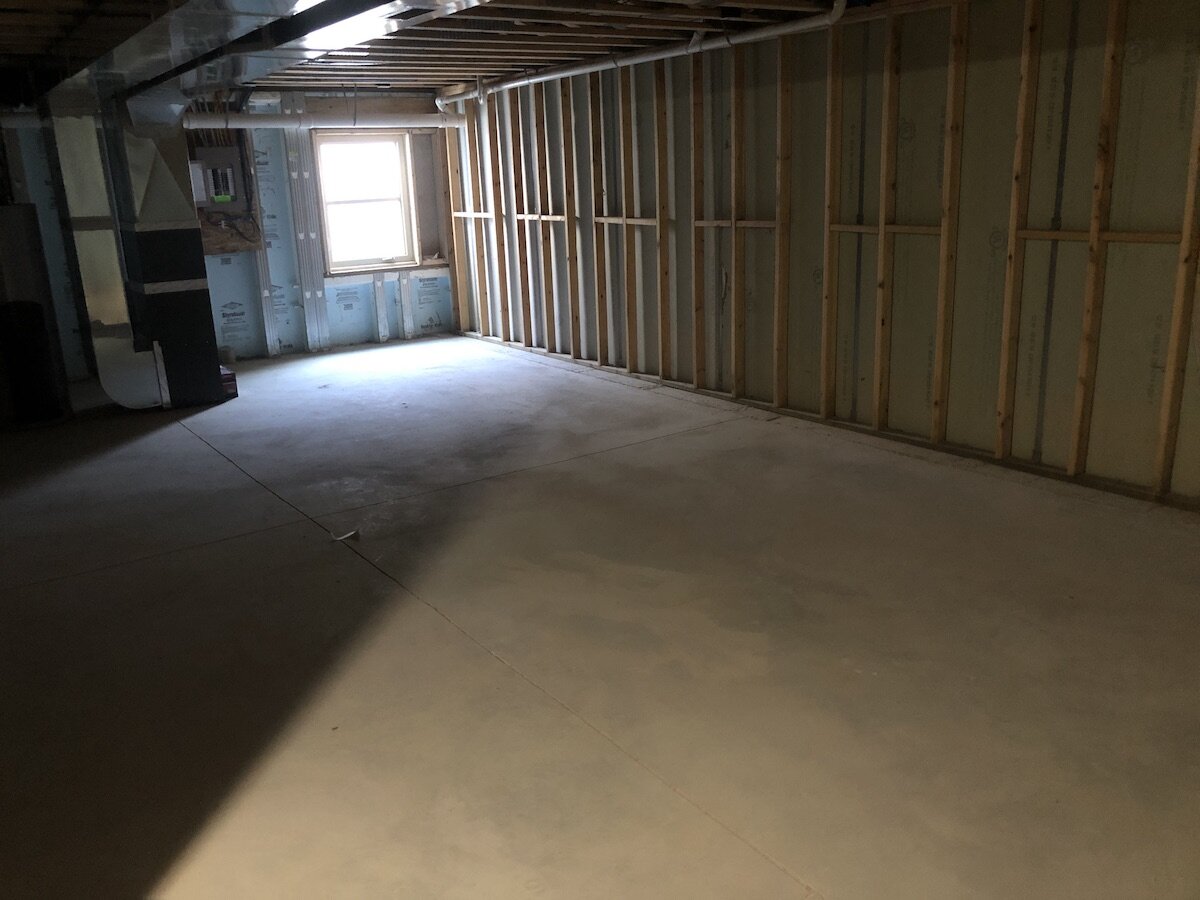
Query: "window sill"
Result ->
[[324, 259, 449, 279]]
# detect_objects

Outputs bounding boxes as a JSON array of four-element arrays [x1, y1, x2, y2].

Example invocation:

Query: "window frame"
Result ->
[[312, 129, 422, 276]]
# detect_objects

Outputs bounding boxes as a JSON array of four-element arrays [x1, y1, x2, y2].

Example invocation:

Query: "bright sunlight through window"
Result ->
[[313, 131, 420, 274]]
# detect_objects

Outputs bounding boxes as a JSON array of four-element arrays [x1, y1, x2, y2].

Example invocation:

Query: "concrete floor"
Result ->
[[2, 336, 1197, 899]]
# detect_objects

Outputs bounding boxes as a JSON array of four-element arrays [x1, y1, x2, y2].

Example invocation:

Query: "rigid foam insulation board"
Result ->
[[545, 86, 572, 352], [835, 231, 877, 422], [742, 40, 779, 403], [463, 221, 482, 335], [600, 71, 624, 364], [1011, 239, 1086, 469], [945, 0, 1023, 450], [1173, 273, 1200, 497], [497, 95, 526, 346], [482, 220, 501, 337], [743, 228, 776, 402], [1008, 0, 1105, 469], [741, 41, 778, 222], [668, 55, 694, 382], [1086, 0, 1199, 487], [785, 30, 828, 414], [479, 102, 503, 337], [206, 252, 267, 359], [704, 229, 734, 393], [528, 85, 553, 349], [634, 62, 660, 376], [1025, 0, 1106, 233], [833, 20, 883, 424], [894, 8, 948, 227], [1088, 243, 1176, 485], [325, 278, 375, 347], [606, 222, 627, 366], [252, 124, 306, 355], [569, 75, 599, 362], [705, 48, 734, 391], [411, 134, 442, 261], [550, 221, 571, 352], [839, 19, 884, 228], [888, 234, 940, 437], [885, 9, 949, 438], [1109, 0, 1199, 233], [519, 89, 544, 346], [452, 110, 481, 334], [706, 48, 733, 221], [635, 224, 661, 375]]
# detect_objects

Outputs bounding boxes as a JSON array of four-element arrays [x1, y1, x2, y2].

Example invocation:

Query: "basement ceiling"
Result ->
[[249, 0, 839, 92], [0, 0, 174, 101]]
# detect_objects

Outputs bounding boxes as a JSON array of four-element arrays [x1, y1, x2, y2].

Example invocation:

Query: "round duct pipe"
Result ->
[[181, 110, 465, 130]]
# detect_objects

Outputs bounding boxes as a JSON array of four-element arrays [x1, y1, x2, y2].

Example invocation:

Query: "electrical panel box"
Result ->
[[189, 146, 248, 214]]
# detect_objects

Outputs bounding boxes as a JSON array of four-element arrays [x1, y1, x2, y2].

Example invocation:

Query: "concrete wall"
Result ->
[[447, 0, 1200, 504]]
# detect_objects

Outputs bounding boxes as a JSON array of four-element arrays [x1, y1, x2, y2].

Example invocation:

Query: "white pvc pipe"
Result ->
[[181, 110, 465, 129], [435, 0, 847, 111]]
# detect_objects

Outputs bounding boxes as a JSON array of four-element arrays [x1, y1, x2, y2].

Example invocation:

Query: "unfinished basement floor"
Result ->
[[2, 336, 1198, 898]]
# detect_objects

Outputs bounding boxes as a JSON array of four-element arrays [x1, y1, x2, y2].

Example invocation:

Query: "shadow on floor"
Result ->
[[0, 411, 473, 897], [0, 404, 187, 495]]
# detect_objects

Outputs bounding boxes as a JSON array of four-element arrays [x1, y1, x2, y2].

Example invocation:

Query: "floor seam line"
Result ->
[[308, 415, 748, 521], [4, 517, 305, 591], [177, 417, 819, 895], [345, 552, 823, 898]]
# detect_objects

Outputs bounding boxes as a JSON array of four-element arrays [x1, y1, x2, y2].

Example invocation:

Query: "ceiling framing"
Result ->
[[249, 0, 837, 93], [0, 0, 843, 105], [0, 0, 174, 102]]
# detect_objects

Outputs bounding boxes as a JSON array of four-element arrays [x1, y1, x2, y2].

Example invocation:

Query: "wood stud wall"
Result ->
[[510, 92, 534, 348], [446, 0, 1200, 503], [1156, 74, 1200, 495], [995, 0, 1042, 461], [588, 73, 610, 366]]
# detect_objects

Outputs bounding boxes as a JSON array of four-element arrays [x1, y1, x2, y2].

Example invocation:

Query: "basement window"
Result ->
[[313, 130, 421, 274]]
